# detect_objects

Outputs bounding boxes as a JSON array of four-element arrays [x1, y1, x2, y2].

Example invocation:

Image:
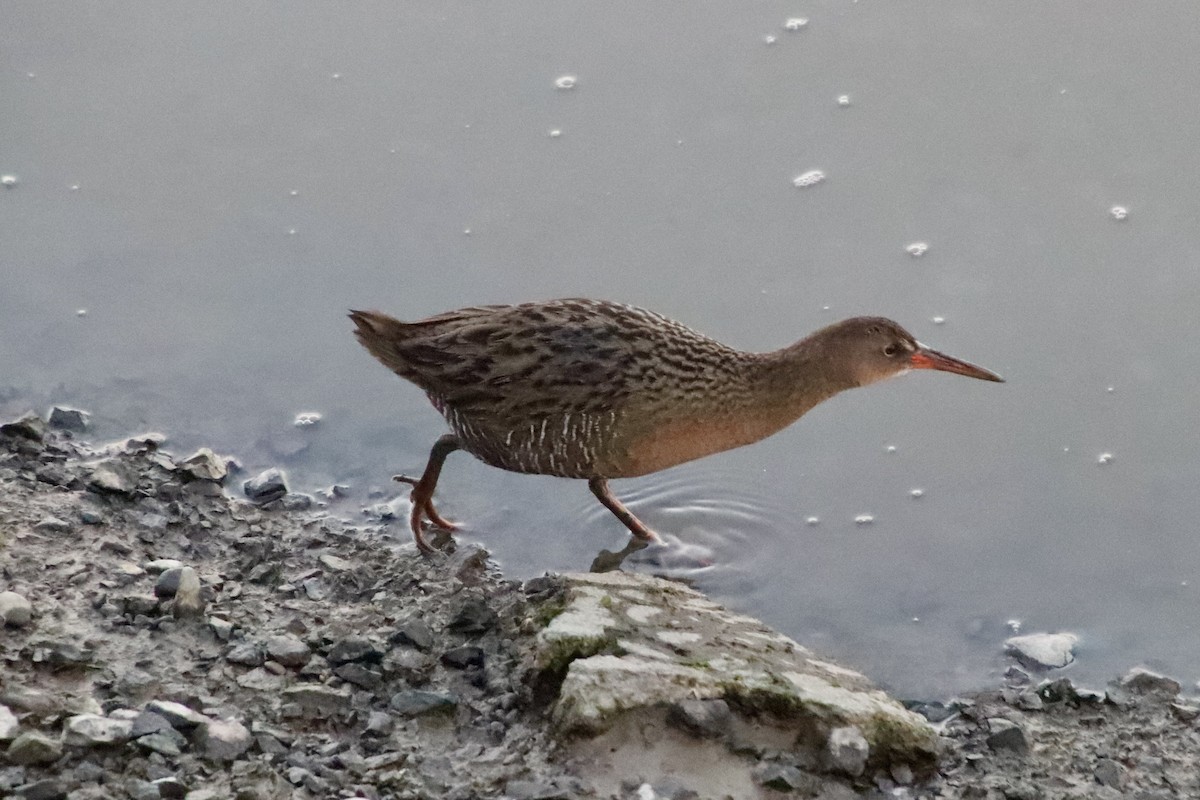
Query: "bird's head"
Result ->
[[821, 317, 1005, 388]]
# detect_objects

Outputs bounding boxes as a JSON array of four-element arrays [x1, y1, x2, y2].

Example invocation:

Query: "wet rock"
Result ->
[[440, 646, 485, 669], [144, 700, 211, 730], [1094, 757, 1128, 789], [382, 649, 435, 684], [1005, 632, 1078, 669], [33, 516, 72, 533], [1, 412, 46, 441], [0, 591, 33, 627], [666, 699, 732, 739], [134, 729, 186, 756], [155, 568, 185, 598], [30, 639, 92, 667], [0, 705, 18, 741], [390, 619, 434, 651], [265, 635, 311, 668], [48, 407, 89, 432], [754, 764, 814, 792], [17, 778, 65, 800], [130, 710, 175, 738], [326, 635, 383, 665], [243, 468, 287, 504], [280, 492, 314, 511], [195, 718, 252, 761], [150, 777, 188, 799], [1119, 667, 1181, 697], [334, 663, 383, 690], [88, 459, 140, 495], [363, 711, 393, 737], [389, 690, 457, 717], [448, 597, 498, 635], [78, 509, 104, 525], [827, 725, 869, 776], [6, 731, 62, 765], [985, 718, 1028, 755], [226, 641, 265, 667], [178, 448, 227, 483], [63, 714, 134, 747], [171, 567, 204, 619], [208, 616, 233, 641]]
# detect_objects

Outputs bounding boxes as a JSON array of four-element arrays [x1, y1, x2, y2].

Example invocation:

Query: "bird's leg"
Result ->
[[588, 477, 660, 542], [394, 434, 461, 554]]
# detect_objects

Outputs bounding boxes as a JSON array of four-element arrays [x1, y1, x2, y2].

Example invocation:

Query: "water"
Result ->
[[6, 2, 1200, 699]]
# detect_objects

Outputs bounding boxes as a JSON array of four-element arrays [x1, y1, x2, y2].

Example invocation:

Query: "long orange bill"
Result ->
[[910, 344, 1005, 383]]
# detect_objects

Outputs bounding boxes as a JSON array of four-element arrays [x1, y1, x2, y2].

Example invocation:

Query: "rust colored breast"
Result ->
[[617, 409, 793, 478]]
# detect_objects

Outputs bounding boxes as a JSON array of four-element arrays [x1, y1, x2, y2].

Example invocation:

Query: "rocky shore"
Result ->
[[1, 410, 1198, 799]]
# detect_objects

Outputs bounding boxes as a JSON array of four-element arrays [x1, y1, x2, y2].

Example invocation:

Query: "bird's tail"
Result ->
[[349, 309, 414, 374]]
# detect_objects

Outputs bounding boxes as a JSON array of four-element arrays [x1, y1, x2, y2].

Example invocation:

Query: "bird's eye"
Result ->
[[883, 343, 900, 357]]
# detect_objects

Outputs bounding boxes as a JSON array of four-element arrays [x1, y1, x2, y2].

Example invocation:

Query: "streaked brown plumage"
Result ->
[[350, 298, 1003, 554]]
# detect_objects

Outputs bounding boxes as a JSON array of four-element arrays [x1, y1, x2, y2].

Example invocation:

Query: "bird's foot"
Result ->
[[394, 473, 459, 531]]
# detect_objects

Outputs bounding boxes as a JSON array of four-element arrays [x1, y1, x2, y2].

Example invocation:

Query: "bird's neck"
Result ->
[[750, 337, 861, 422]]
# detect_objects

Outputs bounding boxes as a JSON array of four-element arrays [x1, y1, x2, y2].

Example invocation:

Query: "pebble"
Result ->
[[326, 635, 382, 664], [63, 713, 134, 747], [144, 700, 211, 730], [195, 717, 252, 761], [1119, 666, 1181, 697], [88, 460, 139, 495], [135, 729, 186, 757], [266, 634, 311, 667], [666, 699, 732, 739], [280, 686, 352, 717], [389, 690, 457, 717], [47, 406, 89, 432], [155, 567, 185, 598], [5, 731, 62, 765], [151, 777, 188, 799], [334, 663, 383, 690], [243, 468, 287, 504], [1094, 757, 1128, 788], [17, 778, 64, 800], [130, 710, 175, 738], [0, 591, 33, 627], [448, 597, 498, 635], [985, 718, 1028, 754], [391, 618, 434, 651], [178, 448, 227, 483], [1005, 632, 1078, 669], [827, 725, 869, 776], [754, 764, 812, 792], [440, 646, 485, 669], [0, 412, 46, 441], [226, 641, 265, 667], [209, 616, 233, 641], [33, 516, 72, 533]]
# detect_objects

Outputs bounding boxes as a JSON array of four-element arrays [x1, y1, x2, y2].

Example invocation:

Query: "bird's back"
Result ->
[[350, 299, 754, 478]]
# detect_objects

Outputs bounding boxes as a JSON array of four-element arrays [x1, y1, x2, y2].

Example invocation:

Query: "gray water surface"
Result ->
[[5, 2, 1200, 698]]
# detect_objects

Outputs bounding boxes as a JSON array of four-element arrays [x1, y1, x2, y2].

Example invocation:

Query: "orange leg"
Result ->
[[394, 434, 461, 555], [588, 477, 660, 542]]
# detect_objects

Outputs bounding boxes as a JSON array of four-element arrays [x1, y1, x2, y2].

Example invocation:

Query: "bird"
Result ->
[[349, 298, 1003, 555]]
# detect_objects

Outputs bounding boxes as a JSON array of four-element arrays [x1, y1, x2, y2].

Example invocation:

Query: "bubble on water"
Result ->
[[837, 94, 852, 107], [784, 17, 809, 30], [1110, 205, 1128, 221], [1098, 452, 1114, 465], [805, 516, 820, 526], [931, 316, 946, 325], [885, 445, 897, 453], [548, 128, 562, 138], [822, 305, 831, 311], [910, 488, 924, 499], [69, 184, 80, 191], [1, 175, 17, 188], [1106, 386, 1114, 393], [554, 75, 577, 90], [792, 169, 825, 188], [463, 228, 471, 235], [911, 617, 920, 623], [288, 228, 297, 235], [906, 241, 929, 257], [76, 308, 87, 317], [289, 190, 299, 197], [294, 412, 322, 427], [26, 72, 35, 79], [854, 513, 874, 525], [1182, 581, 1189, 587], [331, 73, 342, 80], [763, 34, 777, 45], [1007, 619, 1022, 633]]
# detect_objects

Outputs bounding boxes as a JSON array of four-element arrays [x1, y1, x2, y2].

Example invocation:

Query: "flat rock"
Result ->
[[0, 412, 46, 441], [17, 778, 64, 800], [88, 459, 139, 495], [985, 718, 1028, 755], [265, 635, 311, 668], [178, 448, 227, 483], [144, 700, 211, 730], [1005, 632, 1078, 669], [280, 686, 352, 716], [391, 619, 434, 651], [48, 407, 89, 432], [1119, 667, 1181, 697], [243, 468, 287, 504], [0, 591, 33, 627], [6, 731, 62, 765], [326, 635, 382, 664], [195, 717, 252, 761], [62, 714, 134, 747], [529, 572, 938, 775], [389, 690, 457, 717]]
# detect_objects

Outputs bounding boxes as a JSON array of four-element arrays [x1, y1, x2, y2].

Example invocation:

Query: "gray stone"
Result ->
[[363, 711, 393, 736], [62, 713, 134, 747], [1094, 757, 1127, 788], [327, 635, 382, 664], [318, 553, 352, 571], [389, 690, 457, 716], [243, 468, 287, 504], [88, 460, 138, 495], [334, 663, 383, 690], [391, 619, 434, 651], [6, 731, 62, 765], [209, 616, 233, 641], [827, 725, 869, 776], [0, 705, 18, 741], [280, 686, 352, 716], [1119, 667, 1181, 697], [48, 407, 89, 432], [195, 717, 252, 761], [0, 591, 33, 627], [17, 778, 64, 800], [985, 717, 1028, 755], [0, 413, 46, 441], [172, 567, 204, 619], [505, 780, 570, 800], [440, 646, 485, 669], [281, 493, 314, 511], [144, 700, 211, 730], [226, 641, 265, 667], [178, 448, 227, 483], [666, 699, 732, 739], [155, 568, 184, 598], [448, 597, 498, 635], [32, 640, 91, 667], [754, 763, 813, 792], [33, 516, 72, 533], [130, 711, 175, 738], [134, 729, 186, 756], [265, 635, 311, 667], [1004, 632, 1078, 669], [79, 509, 104, 525], [151, 777, 188, 799]]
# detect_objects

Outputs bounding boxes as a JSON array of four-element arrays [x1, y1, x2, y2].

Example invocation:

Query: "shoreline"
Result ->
[[1, 410, 1197, 799]]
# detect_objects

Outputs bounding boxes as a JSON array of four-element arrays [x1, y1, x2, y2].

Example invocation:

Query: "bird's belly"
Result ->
[[442, 408, 620, 479], [618, 412, 790, 477]]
